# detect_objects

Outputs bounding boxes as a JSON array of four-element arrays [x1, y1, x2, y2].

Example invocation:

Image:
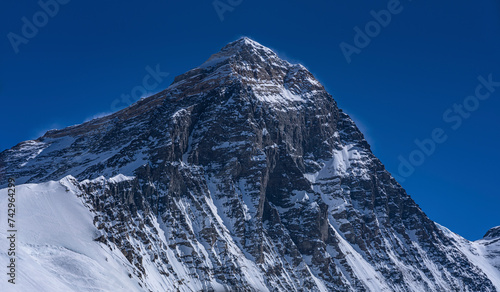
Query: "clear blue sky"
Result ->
[[1, 0, 499, 240]]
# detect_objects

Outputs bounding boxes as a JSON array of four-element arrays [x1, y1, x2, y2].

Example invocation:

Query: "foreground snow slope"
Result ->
[[0, 179, 144, 292]]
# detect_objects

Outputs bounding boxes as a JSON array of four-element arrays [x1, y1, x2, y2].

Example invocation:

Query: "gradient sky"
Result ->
[[1, 0, 499, 240]]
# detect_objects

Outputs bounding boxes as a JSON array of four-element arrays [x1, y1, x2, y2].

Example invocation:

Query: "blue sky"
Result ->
[[1, 0, 499, 240]]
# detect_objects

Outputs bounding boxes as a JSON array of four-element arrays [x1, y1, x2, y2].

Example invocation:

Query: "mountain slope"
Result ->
[[1, 37, 499, 291], [0, 178, 145, 292]]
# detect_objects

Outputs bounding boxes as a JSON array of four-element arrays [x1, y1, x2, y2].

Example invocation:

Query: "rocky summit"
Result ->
[[1, 38, 499, 291]]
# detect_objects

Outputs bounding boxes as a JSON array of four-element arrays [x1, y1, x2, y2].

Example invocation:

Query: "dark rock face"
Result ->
[[1, 38, 498, 291], [485, 227, 500, 240]]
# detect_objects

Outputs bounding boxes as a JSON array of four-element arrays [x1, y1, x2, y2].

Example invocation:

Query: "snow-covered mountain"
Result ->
[[1, 37, 499, 291]]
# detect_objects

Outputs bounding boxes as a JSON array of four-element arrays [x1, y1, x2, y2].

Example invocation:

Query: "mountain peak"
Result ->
[[223, 37, 274, 54], [169, 37, 324, 103], [199, 37, 280, 69], [228, 36, 268, 50]]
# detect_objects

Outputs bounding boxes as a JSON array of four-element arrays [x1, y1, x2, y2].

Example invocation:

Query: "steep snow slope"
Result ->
[[0, 178, 144, 292]]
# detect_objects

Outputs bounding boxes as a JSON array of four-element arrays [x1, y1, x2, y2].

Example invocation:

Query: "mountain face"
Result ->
[[1, 38, 499, 291]]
